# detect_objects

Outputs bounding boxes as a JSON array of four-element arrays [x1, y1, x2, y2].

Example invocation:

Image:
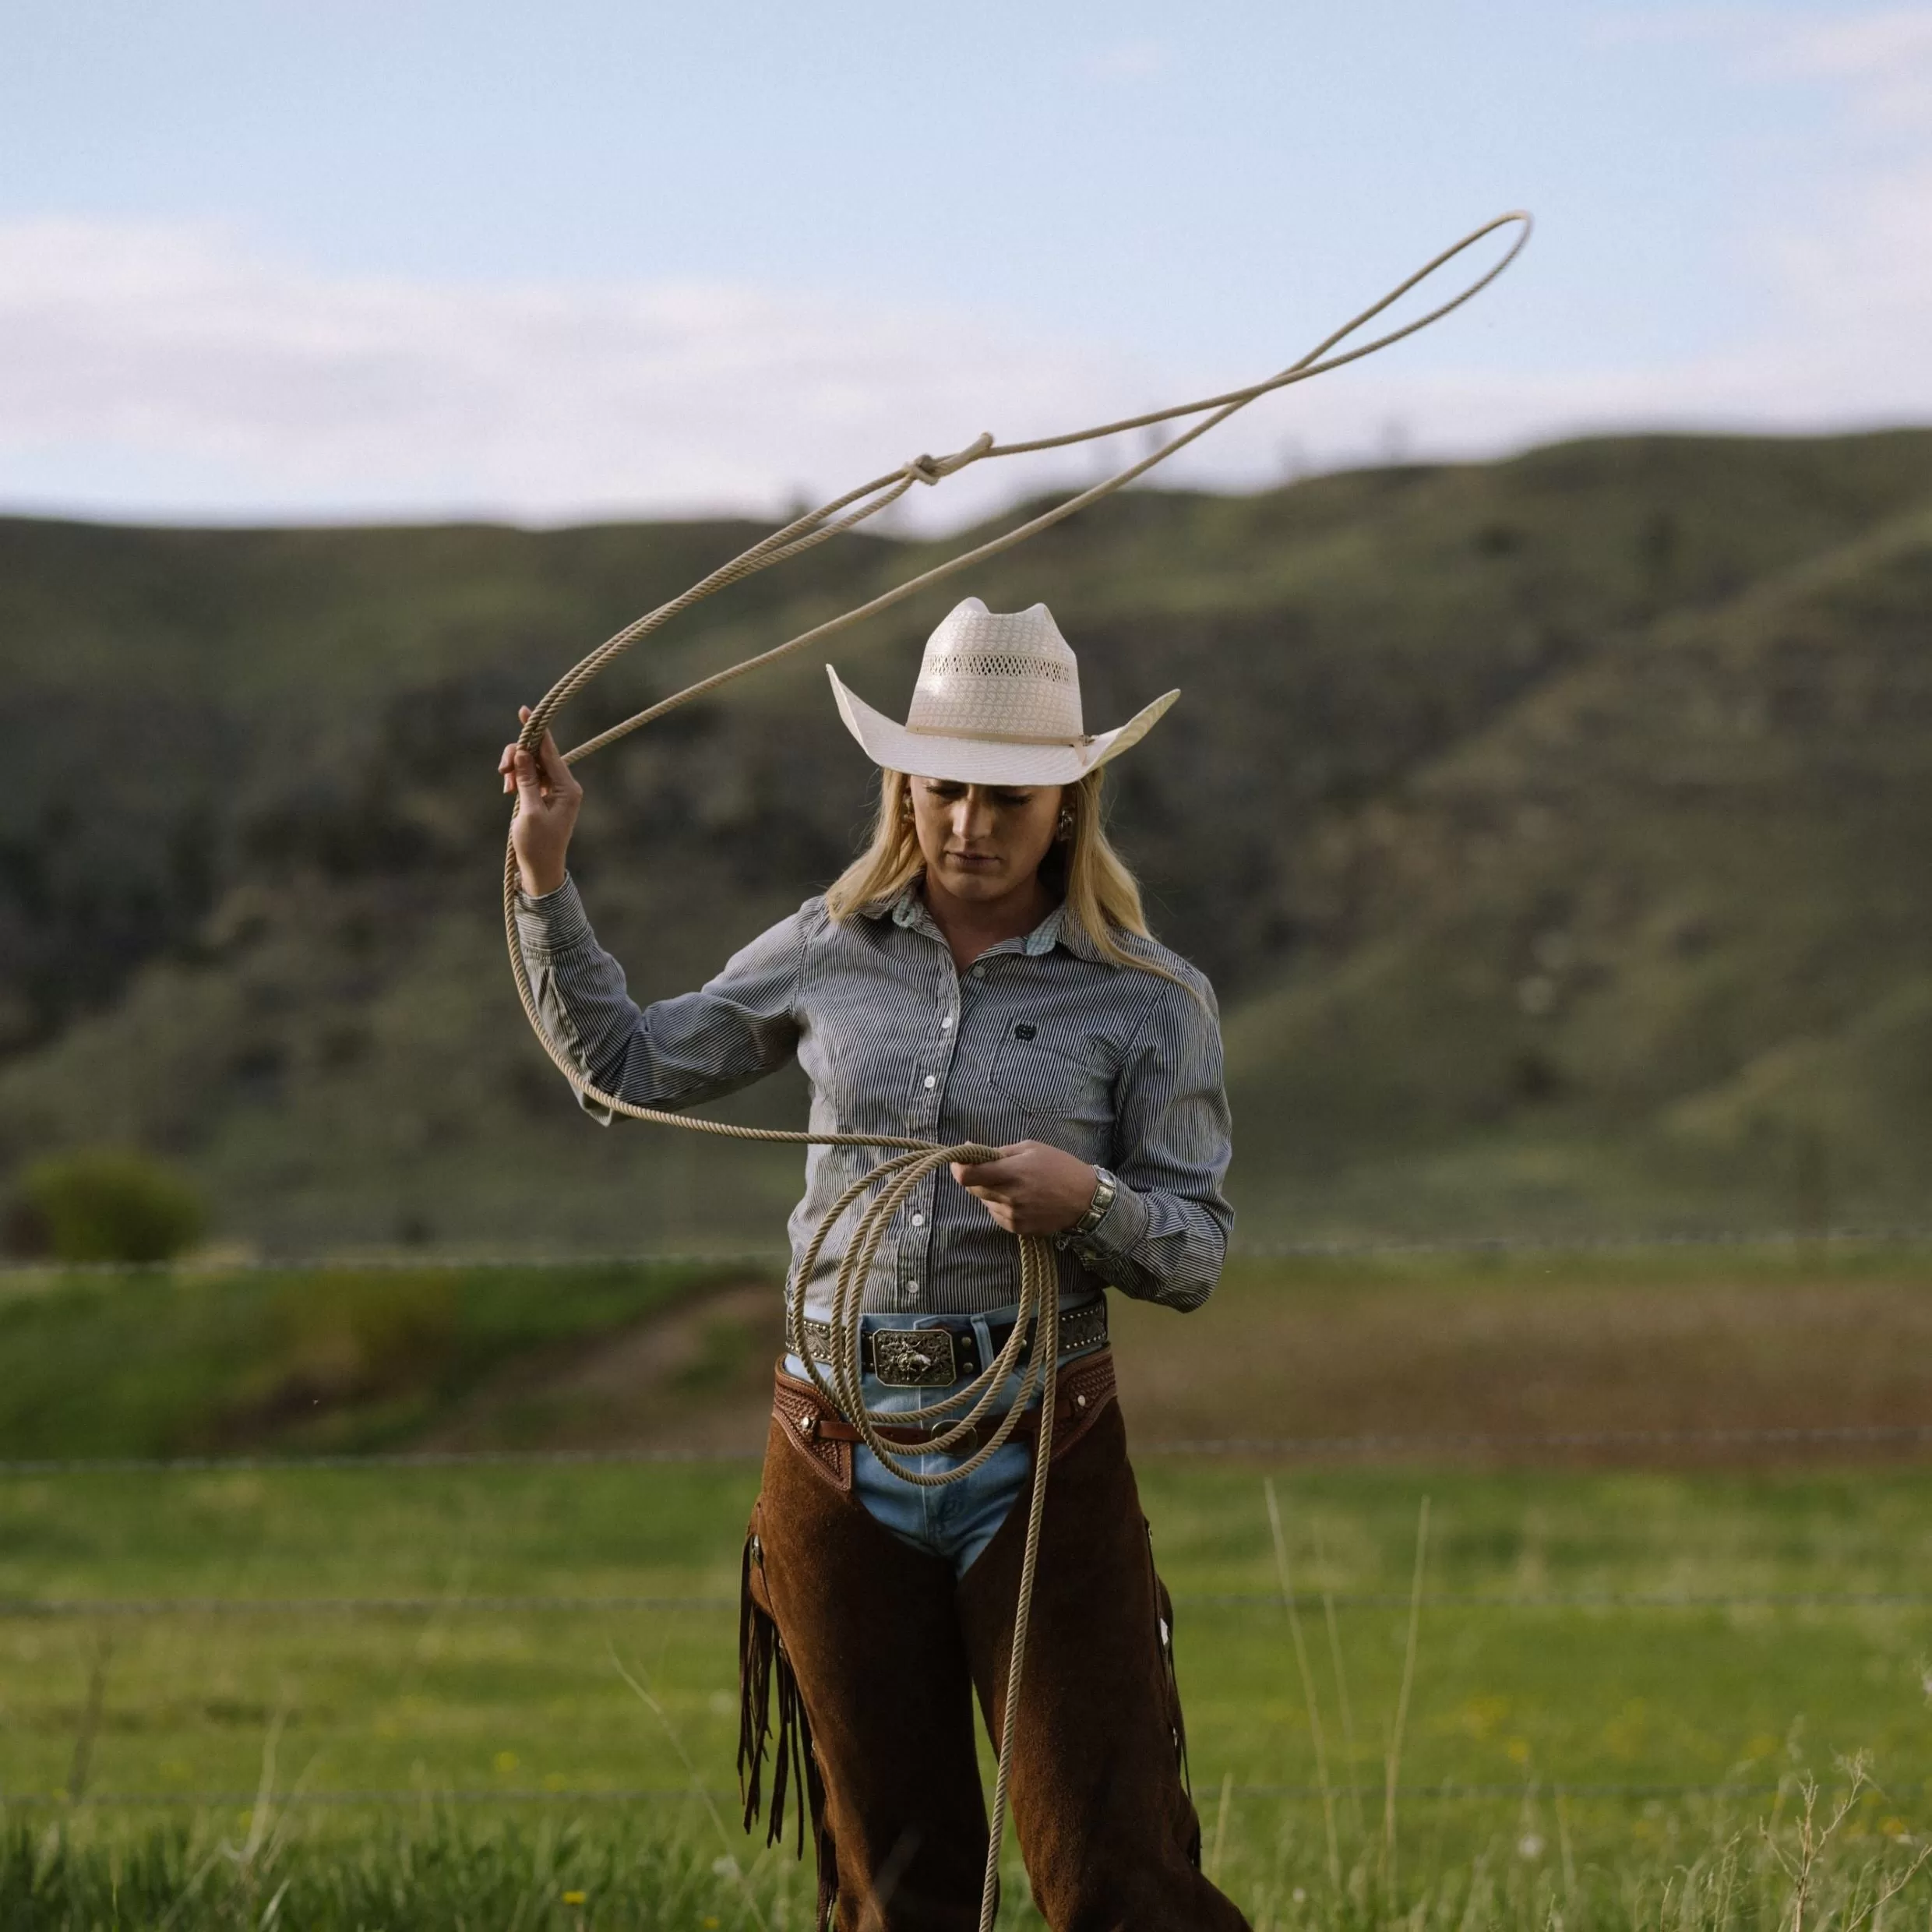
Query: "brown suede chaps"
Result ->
[[738, 1355, 1251, 1931]]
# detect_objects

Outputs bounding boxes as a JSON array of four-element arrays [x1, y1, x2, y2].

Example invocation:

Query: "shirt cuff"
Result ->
[[1063, 1177, 1151, 1271], [513, 871, 592, 954]]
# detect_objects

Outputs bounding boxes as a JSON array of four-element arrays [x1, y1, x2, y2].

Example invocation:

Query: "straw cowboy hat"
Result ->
[[827, 598, 1179, 787]]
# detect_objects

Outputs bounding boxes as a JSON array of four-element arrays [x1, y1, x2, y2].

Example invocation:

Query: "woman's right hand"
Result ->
[[499, 705, 583, 898]]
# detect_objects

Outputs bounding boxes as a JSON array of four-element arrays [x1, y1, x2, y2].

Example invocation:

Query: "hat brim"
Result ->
[[827, 668, 1178, 786]]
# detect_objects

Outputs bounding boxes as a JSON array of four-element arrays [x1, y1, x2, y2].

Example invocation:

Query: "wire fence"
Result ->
[[3, 1223, 1930, 1284], [5, 1418, 1931, 1477], [0, 1780, 1804, 1812], [5, 1589, 1930, 1620]]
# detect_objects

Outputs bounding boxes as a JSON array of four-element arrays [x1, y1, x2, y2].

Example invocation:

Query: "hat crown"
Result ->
[[904, 599, 1085, 745]]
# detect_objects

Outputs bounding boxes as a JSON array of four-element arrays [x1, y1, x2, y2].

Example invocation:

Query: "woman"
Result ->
[[500, 597, 1248, 1931]]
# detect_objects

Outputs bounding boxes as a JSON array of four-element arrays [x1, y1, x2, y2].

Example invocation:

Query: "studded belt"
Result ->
[[772, 1347, 1119, 1468], [795, 1298, 1109, 1389]]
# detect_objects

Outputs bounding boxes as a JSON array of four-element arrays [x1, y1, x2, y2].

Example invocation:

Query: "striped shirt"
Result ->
[[513, 874, 1233, 1321]]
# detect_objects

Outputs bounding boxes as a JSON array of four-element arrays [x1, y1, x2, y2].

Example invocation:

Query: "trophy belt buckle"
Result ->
[[869, 1327, 961, 1387]]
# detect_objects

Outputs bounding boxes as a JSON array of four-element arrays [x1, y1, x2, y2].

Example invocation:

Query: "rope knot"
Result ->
[[901, 432, 996, 487]]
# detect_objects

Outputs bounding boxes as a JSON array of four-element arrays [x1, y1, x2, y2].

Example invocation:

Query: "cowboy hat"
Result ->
[[827, 598, 1178, 787]]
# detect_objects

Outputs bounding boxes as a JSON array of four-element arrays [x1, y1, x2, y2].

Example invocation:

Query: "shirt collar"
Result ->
[[861, 880, 1105, 964]]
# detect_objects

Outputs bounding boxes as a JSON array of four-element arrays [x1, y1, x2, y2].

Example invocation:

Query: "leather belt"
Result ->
[[773, 1348, 1118, 1465], [795, 1298, 1108, 1388]]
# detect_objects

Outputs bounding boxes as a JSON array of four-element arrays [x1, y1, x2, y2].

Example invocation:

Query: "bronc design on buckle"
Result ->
[[871, 1327, 959, 1387]]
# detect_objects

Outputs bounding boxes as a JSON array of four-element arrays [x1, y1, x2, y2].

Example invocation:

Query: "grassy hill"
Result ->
[[3, 428, 1930, 1254]]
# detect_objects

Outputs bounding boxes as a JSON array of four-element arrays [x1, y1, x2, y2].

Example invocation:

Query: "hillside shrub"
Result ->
[[6, 1147, 210, 1264]]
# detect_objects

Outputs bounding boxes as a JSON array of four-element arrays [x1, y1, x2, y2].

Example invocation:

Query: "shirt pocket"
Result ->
[[988, 1022, 1115, 1126]]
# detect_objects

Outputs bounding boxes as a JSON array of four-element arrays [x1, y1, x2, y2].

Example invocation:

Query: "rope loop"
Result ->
[[783, 1141, 1056, 1483]]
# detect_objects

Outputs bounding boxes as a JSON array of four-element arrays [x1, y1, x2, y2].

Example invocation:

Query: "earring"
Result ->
[[1056, 807, 1075, 840]]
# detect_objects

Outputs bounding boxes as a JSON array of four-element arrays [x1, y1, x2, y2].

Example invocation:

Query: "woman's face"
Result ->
[[908, 776, 1063, 904]]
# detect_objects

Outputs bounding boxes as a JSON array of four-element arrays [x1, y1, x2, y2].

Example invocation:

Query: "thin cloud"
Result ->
[[0, 219, 1144, 525], [1768, 159, 1932, 333], [1585, 6, 1754, 48], [1603, 2, 1932, 124], [1761, 5, 1932, 72], [2, 187, 1928, 531], [1084, 38, 1169, 80], [1730, 10, 1932, 361], [1572, 5, 1932, 430], [1593, 3, 1932, 122], [1754, 5, 1932, 125]]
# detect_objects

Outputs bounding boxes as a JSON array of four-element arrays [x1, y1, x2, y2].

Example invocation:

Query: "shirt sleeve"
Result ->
[[1062, 972, 1234, 1311], [513, 872, 803, 1125]]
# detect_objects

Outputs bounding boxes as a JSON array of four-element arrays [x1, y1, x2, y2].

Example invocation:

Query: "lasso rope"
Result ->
[[503, 210, 1530, 1930]]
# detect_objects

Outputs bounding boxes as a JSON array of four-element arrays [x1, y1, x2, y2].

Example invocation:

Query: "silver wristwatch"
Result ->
[[1064, 1165, 1119, 1242]]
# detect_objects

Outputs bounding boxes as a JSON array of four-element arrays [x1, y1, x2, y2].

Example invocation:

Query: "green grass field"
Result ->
[[5, 1249, 1932, 1926], [5, 1458, 1931, 1927]]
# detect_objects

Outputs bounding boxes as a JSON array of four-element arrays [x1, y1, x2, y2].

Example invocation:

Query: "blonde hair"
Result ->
[[826, 767, 1188, 989]]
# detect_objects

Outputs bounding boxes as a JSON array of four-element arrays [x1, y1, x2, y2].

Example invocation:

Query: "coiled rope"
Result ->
[[502, 210, 1530, 1930]]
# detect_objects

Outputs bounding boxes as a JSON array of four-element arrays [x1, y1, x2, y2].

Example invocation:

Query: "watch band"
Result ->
[[1066, 1166, 1119, 1240]]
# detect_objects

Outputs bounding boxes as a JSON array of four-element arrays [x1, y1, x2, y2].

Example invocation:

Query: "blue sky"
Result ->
[[5, 1, 1930, 524]]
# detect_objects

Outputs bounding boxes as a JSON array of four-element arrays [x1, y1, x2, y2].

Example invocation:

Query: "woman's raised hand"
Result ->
[[499, 705, 583, 899]]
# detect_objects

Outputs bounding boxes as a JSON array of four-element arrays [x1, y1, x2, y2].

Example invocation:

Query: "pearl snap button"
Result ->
[[971, 965, 985, 978], [904, 1281, 920, 1299], [941, 1015, 954, 1030], [911, 1213, 925, 1228], [922, 1074, 936, 1089]]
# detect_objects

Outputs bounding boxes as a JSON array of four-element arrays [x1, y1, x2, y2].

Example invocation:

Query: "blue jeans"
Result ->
[[784, 1303, 1099, 1578]]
